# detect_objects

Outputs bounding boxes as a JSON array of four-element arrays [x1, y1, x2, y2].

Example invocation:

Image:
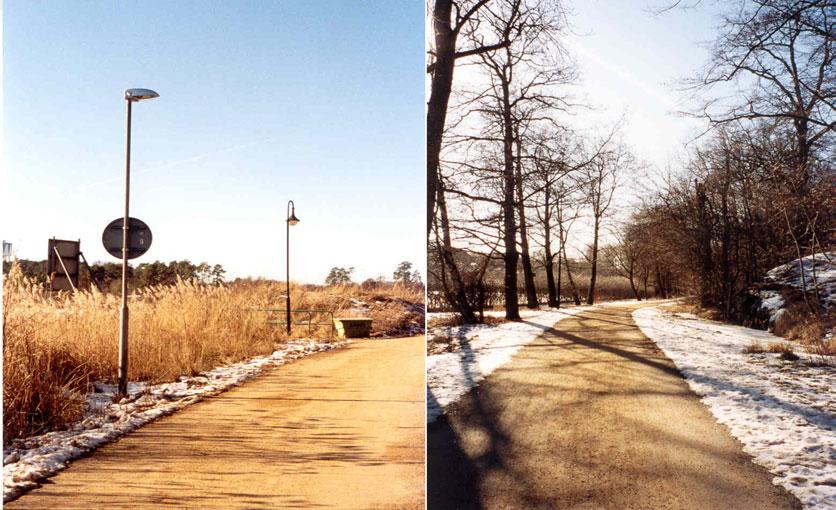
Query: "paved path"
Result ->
[[9, 336, 425, 509], [428, 305, 802, 509]]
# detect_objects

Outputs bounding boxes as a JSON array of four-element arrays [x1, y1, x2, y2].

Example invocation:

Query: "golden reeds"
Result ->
[[2, 263, 424, 442]]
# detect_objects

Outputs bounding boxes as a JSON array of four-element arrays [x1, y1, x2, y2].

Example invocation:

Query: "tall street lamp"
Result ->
[[118, 88, 159, 396], [286, 200, 300, 335]]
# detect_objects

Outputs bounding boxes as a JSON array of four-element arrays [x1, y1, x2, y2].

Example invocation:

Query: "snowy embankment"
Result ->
[[427, 306, 587, 422], [634, 307, 835, 509], [3, 339, 344, 503], [758, 252, 835, 328]]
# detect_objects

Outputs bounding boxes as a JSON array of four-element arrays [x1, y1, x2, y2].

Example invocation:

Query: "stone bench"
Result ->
[[333, 317, 373, 339]]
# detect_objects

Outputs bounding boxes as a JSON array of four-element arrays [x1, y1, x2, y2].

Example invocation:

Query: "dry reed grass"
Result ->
[[2, 264, 424, 442], [743, 341, 799, 360], [777, 305, 835, 364]]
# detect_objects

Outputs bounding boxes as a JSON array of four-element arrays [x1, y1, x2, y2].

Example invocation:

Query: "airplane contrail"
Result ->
[[76, 138, 273, 191]]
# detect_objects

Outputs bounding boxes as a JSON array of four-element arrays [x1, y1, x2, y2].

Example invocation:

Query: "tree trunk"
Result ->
[[562, 247, 581, 305], [427, 0, 456, 236], [695, 180, 714, 307], [545, 251, 557, 308], [437, 181, 477, 323], [515, 129, 538, 308], [501, 79, 520, 320], [544, 186, 557, 307], [719, 154, 732, 318], [628, 267, 640, 301], [586, 218, 599, 305], [556, 245, 563, 309]]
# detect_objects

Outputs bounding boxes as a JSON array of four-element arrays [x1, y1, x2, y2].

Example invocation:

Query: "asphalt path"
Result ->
[[428, 305, 801, 509]]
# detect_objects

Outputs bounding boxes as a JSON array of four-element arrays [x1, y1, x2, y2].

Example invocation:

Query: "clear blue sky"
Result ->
[[3, 1, 424, 283]]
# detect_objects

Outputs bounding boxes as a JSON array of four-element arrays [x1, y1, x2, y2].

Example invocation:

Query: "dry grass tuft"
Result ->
[[743, 342, 766, 354], [771, 301, 834, 363], [2, 264, 424, 442], [661, 299, 721, 320], [742, 341, 799, 361]]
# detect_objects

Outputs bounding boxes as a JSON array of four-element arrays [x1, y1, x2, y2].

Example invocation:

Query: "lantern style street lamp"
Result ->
[[286, 200, 300, 335], [118, 88, 158, 396]]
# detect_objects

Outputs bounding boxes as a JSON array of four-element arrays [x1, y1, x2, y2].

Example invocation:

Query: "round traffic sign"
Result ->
[[102, 217, 152, 259]]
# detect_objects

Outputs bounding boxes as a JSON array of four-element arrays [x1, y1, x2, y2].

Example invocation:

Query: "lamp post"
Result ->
[[286, 200, 300, 336], [118, 88, 159, 396]]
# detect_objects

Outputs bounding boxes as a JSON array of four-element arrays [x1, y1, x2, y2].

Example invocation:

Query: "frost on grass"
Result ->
[[2, 339, 344, 503], [427, 306, 585, 423], [634, 307, 835, 509]]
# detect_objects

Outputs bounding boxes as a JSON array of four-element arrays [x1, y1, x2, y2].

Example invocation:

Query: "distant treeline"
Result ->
[[428, 247, 648, 313], [3, 258, 226, 293]]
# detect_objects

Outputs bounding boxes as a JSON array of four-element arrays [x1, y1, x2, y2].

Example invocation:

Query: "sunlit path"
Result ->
[[8, 337, 425, 509], [428, 305, 801, 509]]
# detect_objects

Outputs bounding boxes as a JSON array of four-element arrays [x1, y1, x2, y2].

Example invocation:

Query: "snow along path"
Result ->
[[634, 307, 835, 509], [5, 336, 424, 509], [3, 339, 345, 504], [426, 306, 587, 422]]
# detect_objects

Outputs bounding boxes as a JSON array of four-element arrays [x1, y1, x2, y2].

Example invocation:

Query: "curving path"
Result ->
[[428, 305, 802, 509], [8, 336, 425, 509]]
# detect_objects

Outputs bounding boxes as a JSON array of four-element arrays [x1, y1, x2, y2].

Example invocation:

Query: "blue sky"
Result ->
[[564, 0, 718, 173], [557, 1, 721, 249], [3, 1, 424, 282]]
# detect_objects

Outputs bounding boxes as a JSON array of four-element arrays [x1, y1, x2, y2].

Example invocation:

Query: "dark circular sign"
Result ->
[[102, 217, 152, 259]]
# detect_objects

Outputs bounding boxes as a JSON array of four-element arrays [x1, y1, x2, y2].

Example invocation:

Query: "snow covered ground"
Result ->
[[427, 306, 588, 422], [758, 252, 836, 328], [634, 307, 835, 509], [3, 339, 345, 503], [766, 252, 836, 303]]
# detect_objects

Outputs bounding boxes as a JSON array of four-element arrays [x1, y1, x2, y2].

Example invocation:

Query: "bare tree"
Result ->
[[688, 0, 835, 185], [603, 227, 647, 301], [582, 140, 630, 305], [462, 0, 571, 318], [427, 0, 513, 236], [433, 173, 479, 323], [530, 136, 572, 307]]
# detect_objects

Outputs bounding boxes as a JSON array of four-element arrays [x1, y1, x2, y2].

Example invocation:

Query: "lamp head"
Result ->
[[287, 212, 300, 226], [125, 88, 160, 101]]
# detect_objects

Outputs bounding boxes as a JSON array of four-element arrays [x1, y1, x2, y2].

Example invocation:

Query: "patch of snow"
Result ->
[[766, 252, 836, 308], [427, 306, 589, 423], [759, 290, 786, 312], [2, 339, 345, 503], [347, 298, 370, 315], [634, 307, 835, 509]]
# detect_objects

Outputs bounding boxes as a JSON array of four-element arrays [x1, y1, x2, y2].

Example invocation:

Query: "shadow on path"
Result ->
[[427, 305, 801, 510]]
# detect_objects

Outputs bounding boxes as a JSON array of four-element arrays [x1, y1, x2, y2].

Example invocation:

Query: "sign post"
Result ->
[[102, 215, 153, 397]]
